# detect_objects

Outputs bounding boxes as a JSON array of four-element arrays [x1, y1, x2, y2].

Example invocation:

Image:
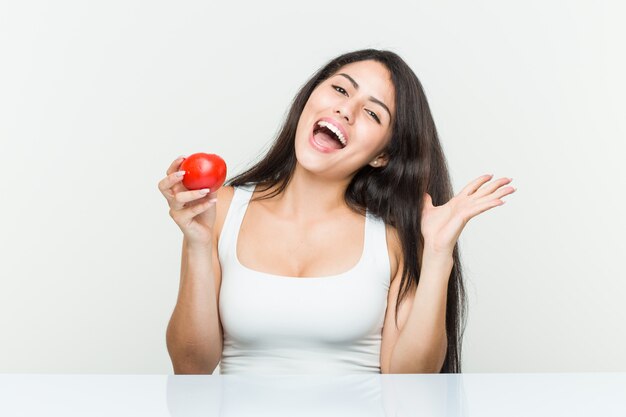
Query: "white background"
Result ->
[[1, 0, 624, 373]]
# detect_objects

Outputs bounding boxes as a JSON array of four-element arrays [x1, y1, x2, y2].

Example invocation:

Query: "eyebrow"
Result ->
[[337, 73, 392, 121]]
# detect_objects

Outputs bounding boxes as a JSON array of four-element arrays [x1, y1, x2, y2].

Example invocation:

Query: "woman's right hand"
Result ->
[[158, 155, 218, 246]]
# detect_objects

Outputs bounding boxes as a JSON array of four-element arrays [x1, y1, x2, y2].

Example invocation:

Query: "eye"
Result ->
[[367, 110, 381, 123], [332, 84, 381, 124], [332, 85, 348, 96]]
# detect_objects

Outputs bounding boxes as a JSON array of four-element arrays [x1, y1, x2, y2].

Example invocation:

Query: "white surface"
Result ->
[[0, 373, 624, 417], [1, 0, 625, 373]]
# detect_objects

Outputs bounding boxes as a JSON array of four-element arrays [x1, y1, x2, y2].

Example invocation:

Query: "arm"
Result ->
[[385, 175, 515, 373], [165, 237, 223, 374], [388, 250, 453, 373]]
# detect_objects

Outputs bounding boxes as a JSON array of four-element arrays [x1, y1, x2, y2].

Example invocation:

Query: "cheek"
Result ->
[[356, 125, 388, 150], [298, 91, 334, 133], [307, 89, 337, 110]]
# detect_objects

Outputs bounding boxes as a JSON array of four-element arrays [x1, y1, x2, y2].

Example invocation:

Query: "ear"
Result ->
[[370, 153, 389, 168]]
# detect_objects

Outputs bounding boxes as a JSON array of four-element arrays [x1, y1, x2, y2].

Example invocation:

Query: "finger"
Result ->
[[458, 174, 493, 197], [174, 196, 218, 224], [472, 177, 512, 199], [158, 155, 187, 199], [167, 155, 189, 195], [157, 170, 187, 201], [466, 198, 506, 220], [171, 188, 213, 210], [166, 155, 186, 176], [475, 184, 516, 206]]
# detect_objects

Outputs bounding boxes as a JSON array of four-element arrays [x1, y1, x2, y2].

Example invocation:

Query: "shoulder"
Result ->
[[383, 222, 402, 284], [212, 185, 236, 246], [212, 183, 265, 244]]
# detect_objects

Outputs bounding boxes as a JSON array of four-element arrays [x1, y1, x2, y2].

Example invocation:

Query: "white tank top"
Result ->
[[217, 183, 391, 374]]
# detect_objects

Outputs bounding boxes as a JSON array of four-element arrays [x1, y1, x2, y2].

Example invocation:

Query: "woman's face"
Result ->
[[294, 59, 396, 179]]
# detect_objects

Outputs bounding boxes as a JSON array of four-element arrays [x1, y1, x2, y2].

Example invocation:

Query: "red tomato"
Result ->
[[179, 153, 227, 191]]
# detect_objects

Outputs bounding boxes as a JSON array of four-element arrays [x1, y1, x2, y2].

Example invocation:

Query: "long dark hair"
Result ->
[[226, 48, 467, 373]]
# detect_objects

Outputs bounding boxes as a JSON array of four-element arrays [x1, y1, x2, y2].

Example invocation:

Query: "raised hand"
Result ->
[[420, 174, 516, 256]]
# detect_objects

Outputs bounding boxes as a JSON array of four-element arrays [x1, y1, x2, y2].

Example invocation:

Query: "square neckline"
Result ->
[[234, 184, 369, 280]]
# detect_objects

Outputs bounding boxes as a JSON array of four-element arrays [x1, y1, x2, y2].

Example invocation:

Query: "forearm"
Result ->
[[166, 238, 222, 374], [389, 251, 453, 373]]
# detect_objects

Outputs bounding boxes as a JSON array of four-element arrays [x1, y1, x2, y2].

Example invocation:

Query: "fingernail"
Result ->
[[177, 155, 186, 160], [199, 188, 210, 195], [175, 170, 185, 177]]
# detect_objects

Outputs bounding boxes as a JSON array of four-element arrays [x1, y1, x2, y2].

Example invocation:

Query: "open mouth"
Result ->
[[311, 121, 347, 150]]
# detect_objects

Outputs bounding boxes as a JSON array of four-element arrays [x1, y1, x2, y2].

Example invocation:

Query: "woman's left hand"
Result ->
[[421, 174, 516, 256]]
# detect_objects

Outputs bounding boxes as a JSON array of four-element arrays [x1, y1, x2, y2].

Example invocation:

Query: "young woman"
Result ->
[[159, 49, 516, 374]]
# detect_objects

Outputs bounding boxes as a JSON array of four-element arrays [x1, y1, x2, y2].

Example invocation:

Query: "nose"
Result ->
[[334, 103, 353, 124]]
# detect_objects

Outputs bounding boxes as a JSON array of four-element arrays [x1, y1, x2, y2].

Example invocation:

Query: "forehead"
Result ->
[[330, 60, 395, 113]]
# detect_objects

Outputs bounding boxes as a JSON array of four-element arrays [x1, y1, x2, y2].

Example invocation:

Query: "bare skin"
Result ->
[[231, 60, 399, 278], [160, 58, 516, 373], [229, 181, 402, 280]]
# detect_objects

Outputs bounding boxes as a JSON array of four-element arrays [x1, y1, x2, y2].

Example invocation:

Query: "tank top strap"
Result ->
[[218, 183, 391, 287], [217, 183, 256, 263]]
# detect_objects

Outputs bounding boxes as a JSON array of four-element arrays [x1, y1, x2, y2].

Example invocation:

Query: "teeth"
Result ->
[[317, 121, 347, 147]]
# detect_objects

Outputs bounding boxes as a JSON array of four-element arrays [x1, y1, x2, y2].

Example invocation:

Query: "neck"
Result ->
[[267, 164, 353, 222]]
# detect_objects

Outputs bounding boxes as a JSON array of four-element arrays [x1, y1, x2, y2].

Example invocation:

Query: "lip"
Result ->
[[309, 128, 342, 153], [313, 116, 349, 146]]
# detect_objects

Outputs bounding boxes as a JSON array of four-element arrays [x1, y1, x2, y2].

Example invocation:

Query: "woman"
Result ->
[[159, 48, 516, 374]]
